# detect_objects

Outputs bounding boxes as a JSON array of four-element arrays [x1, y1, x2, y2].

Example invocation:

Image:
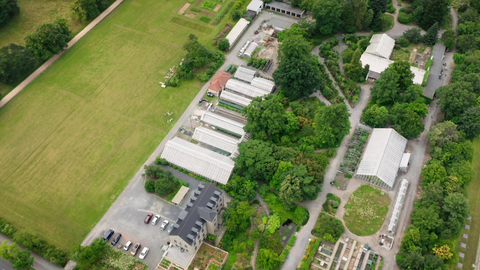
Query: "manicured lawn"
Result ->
[[343, 185, 391, 236], [459, 138, 480, 268], [0, 0, 227, 252]]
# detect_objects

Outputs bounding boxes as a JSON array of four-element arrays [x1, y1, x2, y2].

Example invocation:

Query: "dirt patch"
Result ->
[[200, 10, 215, 17], [178, 3, 191, 15], [195, 0, 204, 6], [185, 13, 196, 19], [213, 4, 222, 12]]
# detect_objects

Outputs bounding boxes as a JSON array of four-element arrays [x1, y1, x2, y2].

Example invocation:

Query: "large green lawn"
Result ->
[[457, 138, 480, 268], [0, 0, 225, 252], [343, 185, 391, 236]]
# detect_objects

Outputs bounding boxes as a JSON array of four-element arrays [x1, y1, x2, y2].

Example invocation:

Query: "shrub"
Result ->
[[200, 16, 211, 23], [218, 38, 230, 51], [0, 217, 17, 238], [398, 12, 412, 24], [288, 235, 297, 246], [231, 10, 241, 21], [155, 157, 169, 165], [388, 5, 396, 13], [13, 231, 69, 266], [396, 36, 410, 47], [259, 185, 270, 197], [327, 149, 337, 158], [191, 6, 200, 12], [145, 180, 155, 193], [292, 207, 310, 225]]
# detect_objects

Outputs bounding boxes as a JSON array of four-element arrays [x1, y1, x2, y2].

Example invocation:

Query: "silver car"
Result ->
[[124, 241, 132, 251], [160, 220, 169, 230], [152, 215, 161, 225], [139, 247, 149, 260]]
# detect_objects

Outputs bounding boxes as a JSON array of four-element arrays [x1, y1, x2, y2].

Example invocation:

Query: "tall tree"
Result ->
[[441, 29, 456, 50], [419, 0, 450, 30], [403, 28, 423, 44], [279, 174, 304, 209], [371, 67, 400, 105], [389, 103, 425, 138], [0, 44, 36, 84], [423, 22, 439, 46], [73, 239, 107, 269], [314, 103, 351, 147], [0, 0, 19, 27], [411, 205, 443, 232], [223, 200, 255, 233], [361, 104, 389, 128], [25, 18, 71, 62], [458, 106, 480, 139], [352, 0, 369, 29], [443, 192, 469, 220], [421, 181, 444, 207], [257, 249, 280, 270], [243, 94, 289, 141], [342, 1, 356, 33], [224, 174, 258, 202], [312, 0, 344, 35], [234, 140, 278, 182], [274, 36, 322, 100], [71, 0, 100, 22], [421, 161, 448, 188], [437, 82, 477, 120], [428, 121, 459, 149]]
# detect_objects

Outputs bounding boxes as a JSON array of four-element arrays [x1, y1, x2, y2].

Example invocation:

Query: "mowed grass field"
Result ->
[[457, 138, 480, 268], [0, 0, 224, 252]]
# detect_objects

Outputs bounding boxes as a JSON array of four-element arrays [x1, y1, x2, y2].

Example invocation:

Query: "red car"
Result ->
[[254, 30, 259, 34], [144, 213, 153, 224]]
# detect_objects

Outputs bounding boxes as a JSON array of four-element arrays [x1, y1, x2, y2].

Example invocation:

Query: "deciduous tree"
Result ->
[[25, 18, 71, 62], [224, 200, 255, 233], [443, 192, 469, 220], [225, 174, 258, 202], [361, 104, 389, 128], [234, 140, 278, 182], [312, 0, 344, 34], [257, 248, 280, 270], [0, 44, 36, 84], [458, 106, 480, 139], [441, 29, 456, 50], [437, 81, 477, 120], [432, 245, 453, 260], [428, 121, 459, 149], [0, 0, 19, 27], [314, 103, 351, 147], [389, 103, 425, 138], [403, 28, 423, 44], [217, 38, 229, 51]]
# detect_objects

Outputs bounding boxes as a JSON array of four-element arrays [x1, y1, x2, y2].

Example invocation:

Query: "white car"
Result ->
[[152, 215, 161, 225], [139, 247, 149, 260], [124, 241, 132, 251], [160, 220, 169, 230]]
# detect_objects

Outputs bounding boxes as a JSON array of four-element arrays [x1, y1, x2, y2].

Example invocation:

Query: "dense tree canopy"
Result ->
[[437, 81, 477, 120], [25, 18, 71, 62], [312, 0, 344, 35], [224, 200, 255, 233], [73, 238, 106, 270], [458, 106, 480, 139], [314, 103, 351, 147], [0, 0, 19, 27], [403, 28, 423, 44], [225, 174, 258, 202], [0, 44, 36, 84], [389, 102, 425, 138], [361, 104, 389, 128], [423, 22, 439, 46]]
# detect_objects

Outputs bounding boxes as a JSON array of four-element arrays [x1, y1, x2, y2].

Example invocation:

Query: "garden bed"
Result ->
[[343, 185, 391, 236], [311, 212, 345, 243], [189, 243, 228, 270], [323, 193, 341, 215]]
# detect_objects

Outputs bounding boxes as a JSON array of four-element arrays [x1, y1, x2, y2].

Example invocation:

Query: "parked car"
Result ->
[[168, 224, 174, 234], [124, 241, 132, 251], [254, 30, 259, 34], [111, 233, 122, 246], [139, 247, 149, 260], [160, 220, 170, 230], [207, 92, 214, 97], [103, 229, 114, 241], [199, 98, 208, 104], [131, 243, 141, 256], [152, 215, 161, 225], [144, 213, 153, 224]]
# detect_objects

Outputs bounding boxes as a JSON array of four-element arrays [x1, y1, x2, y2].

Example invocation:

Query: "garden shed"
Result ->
[[161, 137, 235, 185], [355, 128, 408, 189], [226, 18, 250, 50]]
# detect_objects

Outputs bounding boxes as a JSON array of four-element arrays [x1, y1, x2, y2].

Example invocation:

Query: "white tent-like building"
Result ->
[[225, 79, 270, 98], [201, 111, 246, 137], [247, 0, 263, 14], [226, 18, 250, 50], [233, 66, 257, 83], [355, 128, 408, 189], [243, 42, 259, 58], [193, 126, 240, 154], [365, 34, 395, 59], [387, 179, 409, 235], [161, 137, 235, 185], [251, 77, 275, 93], [220, 90, 252, 107]]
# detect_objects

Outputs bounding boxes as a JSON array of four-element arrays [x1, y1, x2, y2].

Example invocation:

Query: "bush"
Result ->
[[145, 180, 155, 193], [396, 36, 410, 47], [13, 231, 69, 266], [288, 235, 297, 246], [200, 16, 211, 23], [259, 185, 270, 197], [398, 12, 412, 24], [311, 212, 345, 243], [292, 206, 310, 225], [327, 149, 337, 158], [218, 38, 230, 51], [231, 10, 241, 21], [155, 157, 169, 165], [191, 6, 200, 12], [388, 5, 396, 13], [0, 217, 17, 238]]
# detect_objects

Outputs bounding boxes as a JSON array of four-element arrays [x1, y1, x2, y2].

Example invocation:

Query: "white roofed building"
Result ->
[[220, 90, 252, 107], [251, 77, 275, 93], [193, 126, 240, 154], [225, 79, 270, 98], [226, 18, 250, 50], [365, 34, 395, 59], [201, 111, 246, 137], [355, 128, 408, 189], [247, 0, 263, 14], [243, 42, 259, 58], [161, 137, 235, 185], [387, 179, 409, 235], [233, 66, 257, 83]]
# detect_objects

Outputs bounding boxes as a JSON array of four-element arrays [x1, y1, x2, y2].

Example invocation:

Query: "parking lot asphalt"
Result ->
[[82, 165, 186, 268], [423, 43, 447, 98]]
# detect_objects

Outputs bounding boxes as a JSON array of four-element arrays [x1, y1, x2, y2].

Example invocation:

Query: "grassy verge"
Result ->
[[343, 185, 390, 236], [0, 0, 228, 252], [460, 138, 480, 268]]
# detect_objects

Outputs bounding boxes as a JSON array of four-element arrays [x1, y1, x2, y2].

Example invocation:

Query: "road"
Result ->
[[0, 233, 63, 270]]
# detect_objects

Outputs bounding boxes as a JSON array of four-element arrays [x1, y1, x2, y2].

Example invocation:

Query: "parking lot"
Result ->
[[82, 165, 203, 269]]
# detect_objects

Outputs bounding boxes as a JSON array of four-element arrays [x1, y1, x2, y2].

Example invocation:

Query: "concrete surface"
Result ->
[[423, 43, 447, 98]]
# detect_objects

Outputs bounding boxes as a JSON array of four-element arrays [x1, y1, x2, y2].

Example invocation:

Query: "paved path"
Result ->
[[0, 0, 125, 109], [0, 233, 63, 270], [280, 83, 372, 270]]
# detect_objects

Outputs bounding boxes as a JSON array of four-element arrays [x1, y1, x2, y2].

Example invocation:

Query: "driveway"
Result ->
[[423, 43, 447, 98]]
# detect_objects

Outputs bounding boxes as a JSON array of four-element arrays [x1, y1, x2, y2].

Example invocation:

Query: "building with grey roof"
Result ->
[[265, 1, 305, 18], [233, 66, 257, 83], [169, 183, 225, 254]]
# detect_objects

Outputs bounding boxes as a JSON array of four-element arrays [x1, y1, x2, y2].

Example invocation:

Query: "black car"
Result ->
[[207, 92, 214, 97], [111, 233, 122, 246], [103, 229, 114, 241]]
